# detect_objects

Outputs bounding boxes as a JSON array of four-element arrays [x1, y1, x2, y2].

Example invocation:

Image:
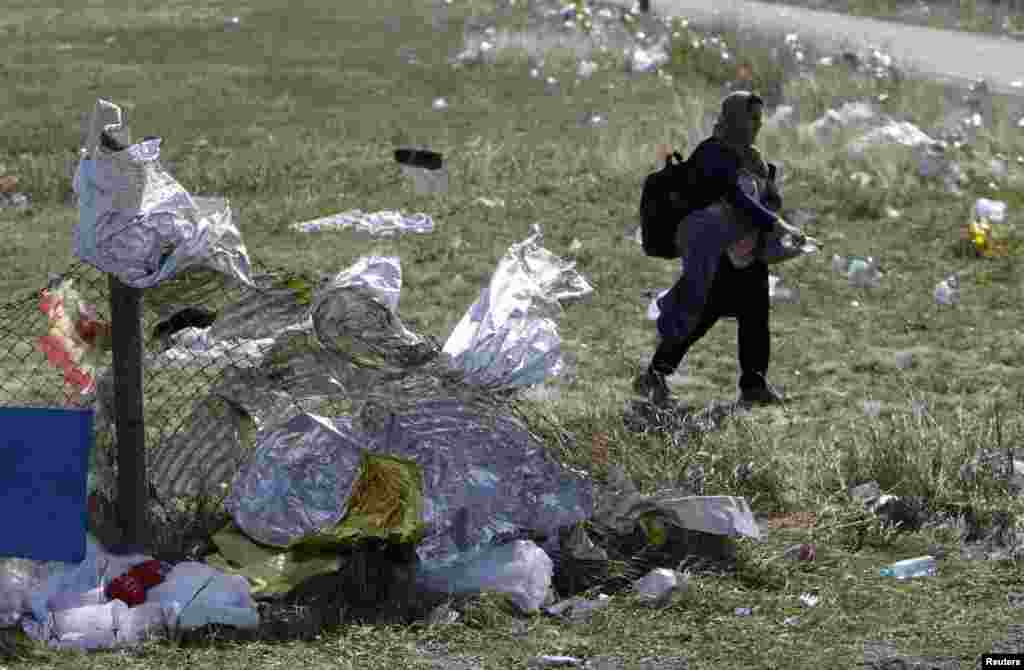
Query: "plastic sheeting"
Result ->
[[72, 98, 255, 289], [223, 399, 594, 567], [312, 256, 440, 374], [443, 224, 593, 387], [137, 227, 593, 551]]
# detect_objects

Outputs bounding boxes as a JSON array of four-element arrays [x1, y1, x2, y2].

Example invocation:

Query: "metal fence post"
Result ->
[[109, 274, 148, 549]]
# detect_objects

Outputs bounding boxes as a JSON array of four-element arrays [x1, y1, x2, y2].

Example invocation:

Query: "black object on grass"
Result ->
[[394, 148, 443, 171]]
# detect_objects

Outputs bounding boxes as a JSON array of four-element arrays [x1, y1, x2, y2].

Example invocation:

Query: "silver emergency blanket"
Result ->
[[312, 256, 440, 374], [289, 209, 435, 236], [443, 224, 593, 387], [141, 226, 594, 534], [223, 413, 366, 548], [72, 98, 254, 289], [223, 401, 594, 567]]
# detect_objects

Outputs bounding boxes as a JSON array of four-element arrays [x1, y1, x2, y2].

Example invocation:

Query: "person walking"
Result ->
[[634, 90, 803, 408]]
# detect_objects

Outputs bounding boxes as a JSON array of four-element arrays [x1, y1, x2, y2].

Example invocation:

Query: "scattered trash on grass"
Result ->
[[769, 273, 798, 304], [3, 533, 261, 651], [474, 196, 505, 208], [879, 556, 937, 579], [934, 274, 960, 306], [832, 254, 883, 288], [290, 213, 434, 238], [975, 197, 1007, 223], [633, 567, 687, 608], [544, 594, 610, 622], [417, 540, 554, 614], [799, 593, 819, 608]]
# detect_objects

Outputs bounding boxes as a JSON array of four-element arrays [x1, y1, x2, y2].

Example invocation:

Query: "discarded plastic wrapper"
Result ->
[[545, 594, 610, 621], [204, 522, 343, 598], [36, 278, 112, 402], [962, 219, 1009, 258], [974, 197, 1007, 223], [416, 540, 553, 614], [73, 100, 255, 289], [289, 209, 435, 236], [633, 568, 687, 606], [443, 224, 594, 387], [593, 488, 761, 541]]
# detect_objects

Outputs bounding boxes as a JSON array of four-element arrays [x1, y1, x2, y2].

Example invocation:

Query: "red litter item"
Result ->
[[106, 573, 147, 607], [126, 560, 171, 589]]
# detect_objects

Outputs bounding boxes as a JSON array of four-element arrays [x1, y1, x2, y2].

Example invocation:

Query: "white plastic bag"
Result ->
[[145, 562, 259, 628], [443, 224, 593, 387], [634, 568, 687, 607], [417, 540, 553, 614]]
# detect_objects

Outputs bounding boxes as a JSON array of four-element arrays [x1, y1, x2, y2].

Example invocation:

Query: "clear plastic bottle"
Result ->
[[879, 555, 937, 579], [833, 254, 882, 288]]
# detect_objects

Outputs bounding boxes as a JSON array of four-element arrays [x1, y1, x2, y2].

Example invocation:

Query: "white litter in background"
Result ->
[[577, 60, 598, 79], [974, 197, 1006, 223], [799, 593, 819, 608], [433, 97, 448, 110], [289, 209, 435, 236], [474, 196, 505, 208]]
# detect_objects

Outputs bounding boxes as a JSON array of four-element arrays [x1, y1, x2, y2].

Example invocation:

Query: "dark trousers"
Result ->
[[651, 255, 770, 390]]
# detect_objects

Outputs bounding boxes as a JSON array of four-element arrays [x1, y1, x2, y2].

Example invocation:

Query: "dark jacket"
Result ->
[[686, 137, 779, 234]]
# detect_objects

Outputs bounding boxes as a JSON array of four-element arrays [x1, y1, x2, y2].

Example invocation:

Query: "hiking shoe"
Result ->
[[738, 384, 785, 406], [633, 368, 673, 407]]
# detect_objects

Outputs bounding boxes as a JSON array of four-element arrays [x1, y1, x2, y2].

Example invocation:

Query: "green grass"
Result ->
[[2, 0, 1024, 667], [753, 0, 1024, 39]]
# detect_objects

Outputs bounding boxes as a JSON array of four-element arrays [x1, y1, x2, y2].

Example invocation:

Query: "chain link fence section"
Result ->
[[0, 259, 325, 508]]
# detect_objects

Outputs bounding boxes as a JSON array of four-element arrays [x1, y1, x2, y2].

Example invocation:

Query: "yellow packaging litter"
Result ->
[[962, 219, 1010, 258]]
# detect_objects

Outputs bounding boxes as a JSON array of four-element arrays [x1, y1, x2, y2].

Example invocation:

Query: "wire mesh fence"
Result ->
[[0, 254, 527, 515], [0, 258, 332, 508]]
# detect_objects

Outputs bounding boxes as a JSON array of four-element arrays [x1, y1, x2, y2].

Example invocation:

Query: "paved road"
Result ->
[[606, 0, 1024, 100]]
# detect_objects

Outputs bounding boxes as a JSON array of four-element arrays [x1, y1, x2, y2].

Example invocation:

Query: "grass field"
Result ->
[[2, 0, 1024, 668]]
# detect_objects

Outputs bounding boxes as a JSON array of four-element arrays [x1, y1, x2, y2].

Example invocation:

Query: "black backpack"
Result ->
[[638, 149, 702, 259]]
